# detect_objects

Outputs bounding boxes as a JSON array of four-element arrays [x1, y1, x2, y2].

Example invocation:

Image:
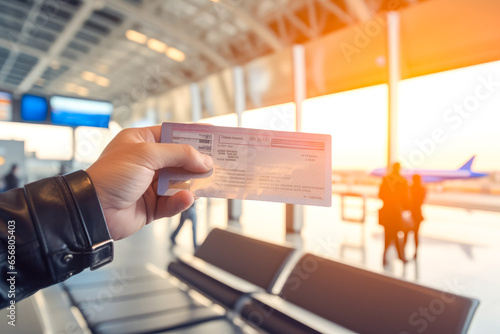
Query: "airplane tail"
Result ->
[[458, 156, 476, 171]]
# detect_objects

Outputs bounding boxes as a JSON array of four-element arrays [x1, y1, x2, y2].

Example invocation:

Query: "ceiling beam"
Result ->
[[276, 12, 289, 42], [0, 37, 146, 97], [306, 0, 319, 35], [284, 9, 316, 39], [213, 0, 285, 51], [0, 24, 187, 100], [42, 16, 138, 94], [15, 0, 98, 94], [104, 0, 230, 68], [0, 39, 45, 60], [0, 0, 44, 82], [344, 0, 373, 22], [316, 0, 354, 24]]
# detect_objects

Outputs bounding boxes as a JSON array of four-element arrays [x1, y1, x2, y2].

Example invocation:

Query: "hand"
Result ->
[[86, 126, 213, 240]]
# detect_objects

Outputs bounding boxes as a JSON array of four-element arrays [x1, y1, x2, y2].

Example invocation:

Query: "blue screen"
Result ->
[[21, 95, 48, 122], [50, 96, 113, 128]]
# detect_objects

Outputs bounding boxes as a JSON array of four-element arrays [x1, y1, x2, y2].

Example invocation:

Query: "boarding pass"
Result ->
[[157, 122, 332, 207]]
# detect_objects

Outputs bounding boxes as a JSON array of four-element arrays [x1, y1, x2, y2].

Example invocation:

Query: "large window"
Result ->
[[0, 122, 73, 160], [242, 102, 296, 131], [398, 60, 500, 171], [302, 84, 388, 170]]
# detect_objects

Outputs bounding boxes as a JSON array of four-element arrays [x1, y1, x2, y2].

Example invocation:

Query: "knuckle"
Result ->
[[181, 144, 195, 158], [138, 142, 153, 155], [131, 142, 150, 159], [117, 128, 135, 139]]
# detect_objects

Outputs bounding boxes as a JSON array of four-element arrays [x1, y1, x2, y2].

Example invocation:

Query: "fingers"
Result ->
[[137, 142, 213, 173], [142, 125, 162, 143], [115, 126, 214, 173], [140, 124, 212, 143], [155, 190, 194, 219]]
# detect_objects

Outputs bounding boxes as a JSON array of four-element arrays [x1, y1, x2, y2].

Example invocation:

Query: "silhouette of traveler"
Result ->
[[170, 201, 197, 249], [58, 162, 68, 176], [404, 174, 426, 259], [378, 162, 409, 266], [2, 164, 19, 192]]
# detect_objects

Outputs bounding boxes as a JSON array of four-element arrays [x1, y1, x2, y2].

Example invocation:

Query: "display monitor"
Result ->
[[0, 91, 13, 121], [50, 96, 113, 128], [21, 94, 49, 122]]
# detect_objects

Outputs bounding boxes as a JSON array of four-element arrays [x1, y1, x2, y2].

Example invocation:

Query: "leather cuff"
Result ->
[[62, 170, 114, 270]]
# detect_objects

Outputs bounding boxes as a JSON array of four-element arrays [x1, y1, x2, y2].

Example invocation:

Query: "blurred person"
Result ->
[[403, 174, 427, 259], [58, 162, 68, 176], [378, 162, 409, 266], [2, 163, 19, 192], [0, 126, 213, 309], [170, 201, 197, 249]]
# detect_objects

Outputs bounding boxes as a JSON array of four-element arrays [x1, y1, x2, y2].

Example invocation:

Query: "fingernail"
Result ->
[[177, 202, 189, 213], [203, 154, 213, 169]]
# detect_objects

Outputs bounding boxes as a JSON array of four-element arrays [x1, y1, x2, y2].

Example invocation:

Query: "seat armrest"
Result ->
[[177, 254, 265, 294], [250, 293, 356, 334]]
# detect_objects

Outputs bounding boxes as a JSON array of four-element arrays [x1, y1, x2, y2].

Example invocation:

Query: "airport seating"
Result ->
[[240, 253, 480, 334], [167, 227, 296, 308], [61, 228, 296, 334], [62, 265, 229, 334], [59, 228, 479, 334]]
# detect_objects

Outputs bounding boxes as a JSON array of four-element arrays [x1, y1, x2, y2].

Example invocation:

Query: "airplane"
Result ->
[[370, 156, 488, 183]]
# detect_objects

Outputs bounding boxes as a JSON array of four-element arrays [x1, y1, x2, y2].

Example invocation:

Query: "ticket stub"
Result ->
[[157, 122, 331, 207]]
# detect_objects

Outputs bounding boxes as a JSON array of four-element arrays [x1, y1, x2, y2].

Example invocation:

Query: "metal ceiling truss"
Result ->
[[344, 0, 373, 22], [45, 17, 147, 96], [262, 0, 357, 45], [15, 0, 98, 94], [214, 0, 284, 51], [0, 0, 411, 114], [106, 45, 188, 93], [316, 0, 354, 24], [0, 0, 97, 54], [0, 17, 41, 83], [105, 0, 231, 68], [284, 7, 317, 39]]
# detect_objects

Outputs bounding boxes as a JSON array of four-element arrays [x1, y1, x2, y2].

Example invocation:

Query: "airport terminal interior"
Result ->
[[1, 0, 500, 333]]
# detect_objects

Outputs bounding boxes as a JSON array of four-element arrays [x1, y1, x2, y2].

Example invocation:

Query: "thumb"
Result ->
[[136, 142, 213, 173]]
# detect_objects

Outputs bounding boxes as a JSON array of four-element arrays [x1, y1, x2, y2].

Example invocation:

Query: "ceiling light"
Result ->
[[81, 71, 97, 82], [77, 87, 89, 97], [65, 83, 78, 92], [166, 47, 186, 62], [96, 76, 110, 87], [126, 29, 147, 44], [147, 38, 167, 53]]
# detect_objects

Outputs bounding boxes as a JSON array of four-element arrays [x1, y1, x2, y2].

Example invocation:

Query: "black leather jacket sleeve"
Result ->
[[0, 170, 113, 309]]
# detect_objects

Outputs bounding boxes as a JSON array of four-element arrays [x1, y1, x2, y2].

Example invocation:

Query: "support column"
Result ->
[[228, 66, 245, 224], [286, 45, 306, 234], [190, 82, 215, 230], [387, 12, 401, 168], [233, 66, 245, 127], [190, 83, 202, 122]]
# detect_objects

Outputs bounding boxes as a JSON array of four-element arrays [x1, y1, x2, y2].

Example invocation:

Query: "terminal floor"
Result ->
[[108, 195, 500, 333]]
